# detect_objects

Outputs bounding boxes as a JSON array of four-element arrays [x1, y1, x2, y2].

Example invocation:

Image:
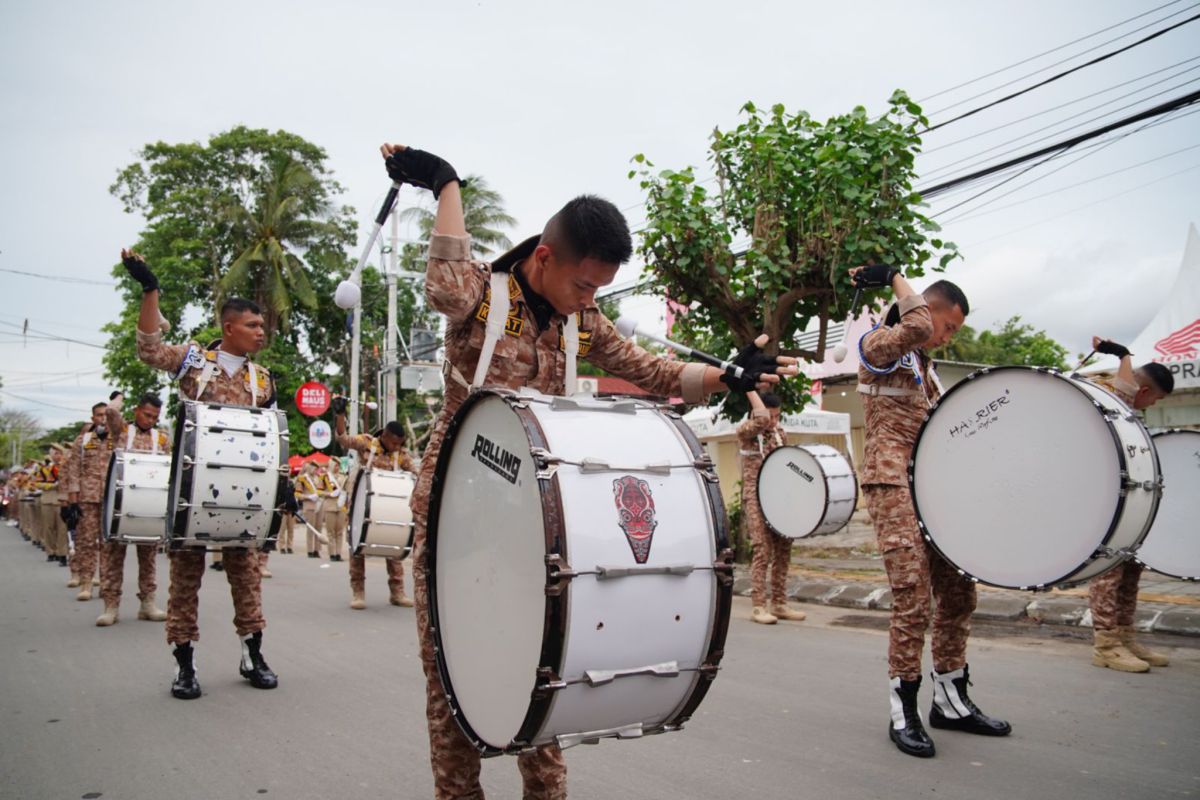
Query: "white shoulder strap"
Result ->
[[563, 313, 580, 395], [194, 358, 218, 401], [471, 271, 511, 389], [248, 361, 259, 406], [82, 432, 92, 449], [125, 425, 135, 451]]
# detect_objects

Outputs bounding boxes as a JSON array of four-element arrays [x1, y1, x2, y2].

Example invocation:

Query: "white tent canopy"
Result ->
[[683, 405, 853, 455], [1127, 223, 1200, 390]]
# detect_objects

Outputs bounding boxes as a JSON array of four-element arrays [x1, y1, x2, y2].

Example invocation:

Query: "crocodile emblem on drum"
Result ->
[[613, 475, 658, 564]]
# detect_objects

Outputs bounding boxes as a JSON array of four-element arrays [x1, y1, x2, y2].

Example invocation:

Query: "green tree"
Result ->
[[397, 174, 517, 259], [633, 92, 958, 418], [0, 408, 44, 468], [931, 316, 1070, 370]]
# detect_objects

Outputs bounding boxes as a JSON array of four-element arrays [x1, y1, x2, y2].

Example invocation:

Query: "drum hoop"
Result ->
[[102, 452, 121, 542], [1136, 429, 1200, 581], [757, 445, 857, 538], [907, 365, 1138, 590], [660, 410, 733, 729], [424, 388, 568, 756]]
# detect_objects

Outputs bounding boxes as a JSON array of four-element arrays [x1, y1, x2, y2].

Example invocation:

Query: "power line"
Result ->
[[916, 88, 1200, 199], [0, 267, 115, 287], [0, 389, 91, 415], [0, 320, 106, 349], [917, 0, 1191, 103], [923, 10, 1200, 133]]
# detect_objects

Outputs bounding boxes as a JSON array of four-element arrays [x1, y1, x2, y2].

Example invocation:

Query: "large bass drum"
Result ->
[[348, 469, 415, 558], [427, 389, 733, 755], [167, 402, 289, 551], [103, 451, 172, 544], [757, 445, 858, 538], [1136, 429, 1200, 580], [909, 367, 1162, 590]]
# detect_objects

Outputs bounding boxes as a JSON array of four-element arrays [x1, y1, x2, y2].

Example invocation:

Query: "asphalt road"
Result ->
[[1, 531, 1197, 800]]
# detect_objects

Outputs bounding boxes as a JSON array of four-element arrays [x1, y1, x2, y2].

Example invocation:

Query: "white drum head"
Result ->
[[349, 470, 368, 550], [431, 394, 546, 750], [912, 369, 1123, 588], [1138, 431, 1200, 580], [102, 455, 120, 541], [758, 446, 829, 538]]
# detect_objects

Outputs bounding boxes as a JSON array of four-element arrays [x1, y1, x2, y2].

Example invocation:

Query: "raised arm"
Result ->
[[848, 267, 933, 368]]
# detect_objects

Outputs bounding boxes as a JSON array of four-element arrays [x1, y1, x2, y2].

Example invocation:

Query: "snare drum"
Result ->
[[1136, 429, 1200, 581], [167, 402, 289, 551], [347, 469, 415, 558], [427, 389, 733, 755], [909, 367, 1162, 590], [103, 451, 172, 545], [758, 445, 858, 538]]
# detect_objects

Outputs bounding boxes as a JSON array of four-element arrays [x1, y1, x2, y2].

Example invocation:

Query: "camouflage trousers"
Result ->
[[865, 485, 977, 681], [412, 508, 567, 800], [1088, 560, 1144, 631], [350, 554, 403, 595], [743, 478, 791, 608], [322, 507, 346, 559], [165, 549, 265, 644], [71, 503, 103, 584], [99, 541, 157, 605]]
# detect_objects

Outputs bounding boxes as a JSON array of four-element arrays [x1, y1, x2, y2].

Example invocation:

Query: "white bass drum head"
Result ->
[[758, 446, 829, 538], [1138, 430, 1200, 580]]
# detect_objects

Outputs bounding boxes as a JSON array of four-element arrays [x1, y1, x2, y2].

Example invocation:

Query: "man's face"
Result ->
[[134, 402, 161, 431], [768, 406, 782, 423], [91, 408, 107, 428], [925, 300, 966, 350], [223, 310, 267, 354], [534, 244, 620, 316], [380, 430, 405, 453], [1133, 383, 1167, 411]]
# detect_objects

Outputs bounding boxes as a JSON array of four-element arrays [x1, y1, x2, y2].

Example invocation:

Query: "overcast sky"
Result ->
[[1, 0, 1197, 429]]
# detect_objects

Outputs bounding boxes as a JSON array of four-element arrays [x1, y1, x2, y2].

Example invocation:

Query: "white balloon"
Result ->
[[334, 280, 362, 309]]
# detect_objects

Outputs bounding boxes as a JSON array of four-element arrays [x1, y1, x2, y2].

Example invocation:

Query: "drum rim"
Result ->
[[348, 469, 414, 559], [425, 388, 569, 756], [756, 445, 859, 538], [101, 451, 121, 543], [1136, 429, 1200, 581], [907, 365, 1139, 590]]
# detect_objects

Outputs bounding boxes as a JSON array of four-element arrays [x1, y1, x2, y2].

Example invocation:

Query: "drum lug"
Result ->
[[713, 548, 735, 586], [545, 553, 576, 595], [531, 447, 561, 480], [697, 660, 722, 680], [534, 666, 567, 695]]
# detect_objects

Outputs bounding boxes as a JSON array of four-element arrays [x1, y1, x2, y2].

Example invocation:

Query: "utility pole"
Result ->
[[349, 301, 362, 437], [385, 205, 399, 426]]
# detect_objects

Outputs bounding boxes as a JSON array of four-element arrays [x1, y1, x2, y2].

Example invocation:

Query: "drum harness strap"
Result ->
[[124, 424, 161, 455], [188, 346, 259, 406], [855, 322, 942, 408]]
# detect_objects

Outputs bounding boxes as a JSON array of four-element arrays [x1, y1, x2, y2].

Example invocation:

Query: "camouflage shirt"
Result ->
[[736, 410, 786, 474], [857, 296, 940, 486], [336, 432, 416, 473], [136, 331, 275, 408], [104, 406, 172, 455], [64, 425, 117, 503], [1094, 375, 1138, 407], [412, 233, 709, 516]]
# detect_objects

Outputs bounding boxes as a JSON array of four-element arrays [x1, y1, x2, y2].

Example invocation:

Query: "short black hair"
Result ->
[[1139, 362, 1175, 394], [220, 297, 262, 320], [92, 402, 107, 413], [541, 195, 633, 265], [761, 392, 783, 409], [384, 421, 406, 440], [924, 280, 970, 316], [137, 393, 163, 409]]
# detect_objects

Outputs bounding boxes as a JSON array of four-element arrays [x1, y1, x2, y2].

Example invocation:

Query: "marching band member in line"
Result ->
[[122, 248, 279, 700], [382, 141, 795, 800], [319, 459, 347, 562], [1086, 337, 1175, 673], [333, 409, 415, 609], [852, 264, 1011, 759], [41, 445, 71, 568], [63, 402, 117, 601], [738, 391, 806, 625], [296, 461, 323, 558]]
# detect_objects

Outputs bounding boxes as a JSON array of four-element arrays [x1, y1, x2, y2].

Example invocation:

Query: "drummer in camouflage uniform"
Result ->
[[853, 264, 1011, 759], [380, 142, 796, 800], [122, 248, 280, 701], [63, 402, 118, 601], [1085, 337, 1175, 673]]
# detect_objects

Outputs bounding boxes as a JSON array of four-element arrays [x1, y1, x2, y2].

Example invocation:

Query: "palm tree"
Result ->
[[219, 158, 340, 340], [398, 174, 516, 259]]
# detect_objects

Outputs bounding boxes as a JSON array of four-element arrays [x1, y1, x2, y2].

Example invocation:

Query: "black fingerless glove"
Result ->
[[719, 342, 780, 393], [852, 264, 900, 289], [1096, 340, 1131, 359], [330, 396, 348, 416], [384, 148, 460, 199], [122, 252, 159, 294]]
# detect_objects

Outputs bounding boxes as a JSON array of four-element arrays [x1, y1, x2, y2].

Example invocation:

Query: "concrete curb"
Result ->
[[732, 568, 1199, 638]]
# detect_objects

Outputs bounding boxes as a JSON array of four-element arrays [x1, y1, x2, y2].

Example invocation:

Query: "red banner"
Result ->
[[295, 381, 331, 417]]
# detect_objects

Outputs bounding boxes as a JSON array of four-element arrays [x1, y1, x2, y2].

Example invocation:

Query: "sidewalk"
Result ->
[[735, 511, 1200, 638]]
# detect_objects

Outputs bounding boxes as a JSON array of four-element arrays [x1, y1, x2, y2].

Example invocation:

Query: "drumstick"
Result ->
[[291, 510, 330, 546], [830, 286, 865, 363], [334, 182, 403, 309], [1069, 349, 1096, 374]]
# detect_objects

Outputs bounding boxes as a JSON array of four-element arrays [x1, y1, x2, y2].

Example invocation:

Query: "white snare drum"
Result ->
[[758, 445, 858, 538], [427, 389, 733, 755], [167, 402, 289, 551], [103, 451, 171, 544], [909, 367, 1162, 590], [348, 469, 415, 558], [1136, 430, 1200, 580]]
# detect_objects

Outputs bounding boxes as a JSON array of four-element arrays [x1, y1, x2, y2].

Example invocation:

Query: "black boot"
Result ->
[[47, 553, 57, 562], [889, 677, 936, 757], [171, 642, 202, 700], [58, 556, 68, 566], [239, 631, 278, 689], [307, 551, 318, 558], [929, 665, 1012, 736]]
